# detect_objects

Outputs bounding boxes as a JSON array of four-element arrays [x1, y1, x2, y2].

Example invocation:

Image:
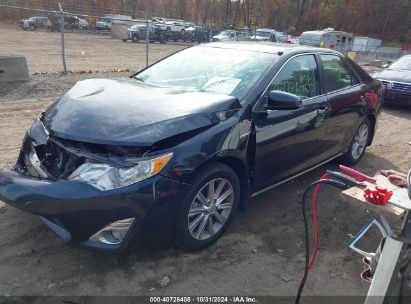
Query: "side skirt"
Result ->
[[250, 153, 344, 198]]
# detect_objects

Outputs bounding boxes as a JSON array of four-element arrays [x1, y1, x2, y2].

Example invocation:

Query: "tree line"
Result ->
[[3, 0, 411, 42]]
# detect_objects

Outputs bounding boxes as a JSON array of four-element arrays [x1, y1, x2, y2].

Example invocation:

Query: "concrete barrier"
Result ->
[[0, 56, 30, 83], [370, 59, 383, 68]]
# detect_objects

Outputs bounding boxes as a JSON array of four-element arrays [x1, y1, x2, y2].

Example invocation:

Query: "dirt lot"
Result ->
[[0, 25, 190, 74], [0, 25, 411, 300], [0, 72, 410, 301]]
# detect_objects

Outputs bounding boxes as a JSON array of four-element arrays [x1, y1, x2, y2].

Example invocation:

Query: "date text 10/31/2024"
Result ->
[[149, 296, 257, 303]]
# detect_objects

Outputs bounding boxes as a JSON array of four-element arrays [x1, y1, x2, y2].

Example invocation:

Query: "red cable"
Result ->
[[308, 173, 329, 271]]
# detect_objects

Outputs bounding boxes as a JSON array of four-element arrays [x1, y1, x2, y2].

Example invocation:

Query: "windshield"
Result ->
[[389, 56, 411, 70], [135, 46, 277, 100], [256, 31, 271, 37]]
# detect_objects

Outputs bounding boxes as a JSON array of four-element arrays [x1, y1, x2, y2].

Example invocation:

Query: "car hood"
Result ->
[[375, 69, 411, 83], [43, 78, 241, 146]]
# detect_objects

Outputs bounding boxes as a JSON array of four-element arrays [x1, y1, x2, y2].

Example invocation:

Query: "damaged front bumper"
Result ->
[[0, 169, 190, 252], [0, 116, 190, 252]]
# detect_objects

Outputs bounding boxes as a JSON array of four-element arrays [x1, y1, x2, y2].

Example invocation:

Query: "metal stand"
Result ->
[[365, 210, 411, 304]]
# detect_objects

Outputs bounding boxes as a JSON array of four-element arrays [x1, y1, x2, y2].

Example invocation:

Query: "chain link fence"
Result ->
[[0, 4, 198, 75], [1, 4, 411, 77], [353, 47, 411, 65]]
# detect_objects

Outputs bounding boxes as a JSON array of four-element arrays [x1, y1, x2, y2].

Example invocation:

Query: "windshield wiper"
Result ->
[[134, 77, 145, 82]]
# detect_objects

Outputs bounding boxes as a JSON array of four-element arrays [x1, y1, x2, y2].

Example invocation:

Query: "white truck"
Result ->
[[96, 14, 131, 31]]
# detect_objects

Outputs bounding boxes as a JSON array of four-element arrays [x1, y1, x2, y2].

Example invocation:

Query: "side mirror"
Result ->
[[383, 63, 389, 68], [266, 91, 302, 110]]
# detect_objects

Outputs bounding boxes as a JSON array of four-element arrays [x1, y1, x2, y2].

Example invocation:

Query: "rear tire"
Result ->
[[132, 34, 139, 43], [175, 164, 240, 251], [339, 118, 371, 165]]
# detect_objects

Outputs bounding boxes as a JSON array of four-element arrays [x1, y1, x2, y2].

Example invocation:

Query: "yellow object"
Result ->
[[347, 52, 356, 60], [152, 153, 173, 175], [320, 41, 324, 47]]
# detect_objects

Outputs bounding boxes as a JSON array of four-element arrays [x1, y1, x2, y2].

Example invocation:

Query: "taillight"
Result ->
[[365, 90, 378, 109]]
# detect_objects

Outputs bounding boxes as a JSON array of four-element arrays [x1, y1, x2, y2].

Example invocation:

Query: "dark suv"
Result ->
[[128, 23, 168, 44]]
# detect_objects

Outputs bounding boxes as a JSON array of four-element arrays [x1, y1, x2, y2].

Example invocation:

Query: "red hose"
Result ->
[[308, 173, 329, 271]]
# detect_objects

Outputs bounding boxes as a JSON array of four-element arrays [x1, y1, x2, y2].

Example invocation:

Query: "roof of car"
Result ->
[[202, 41, 340, 55], [256, 28, 277, 32]]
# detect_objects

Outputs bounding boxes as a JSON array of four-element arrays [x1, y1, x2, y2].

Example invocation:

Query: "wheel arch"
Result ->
[[366, 113, 377, 146], [217, 156, 251, 211], [192, 153, 251, 211]]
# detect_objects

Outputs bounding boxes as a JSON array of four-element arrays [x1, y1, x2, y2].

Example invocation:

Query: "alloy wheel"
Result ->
[[351, 123, 369, 160], [187, 178, 234, 241]]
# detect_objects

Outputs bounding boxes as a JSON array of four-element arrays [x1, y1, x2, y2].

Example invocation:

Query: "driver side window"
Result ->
[[267, 55, 320, 100]]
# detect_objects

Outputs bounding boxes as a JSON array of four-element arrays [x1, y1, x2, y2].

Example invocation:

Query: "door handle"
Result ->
[[317, 105, 329, 116]]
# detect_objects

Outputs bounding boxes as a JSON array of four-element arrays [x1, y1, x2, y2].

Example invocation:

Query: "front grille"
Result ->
[[381, 80, 411, 93], [15, 138, 84, 180], [15, 135, 150, 180], [33, 140, 84, 179]]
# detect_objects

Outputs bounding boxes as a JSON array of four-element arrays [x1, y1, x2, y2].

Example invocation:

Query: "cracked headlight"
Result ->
[[68, 153, 173, 191]]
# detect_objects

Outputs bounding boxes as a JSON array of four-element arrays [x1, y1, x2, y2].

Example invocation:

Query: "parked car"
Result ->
[[47, 13, 79, 32], [212, 30, 237, 42], [0, 43, 383, 252], [128, 23, 168, 44], [253, 29, 277, 42], [373, 55, 411, 105], [274, 31, 288, 43], [185, 26, 210, 42], [163, 21, 187, 41], [77, 17, 89, 30], [96, 18, 112, 30], [128, 23, 156, 43], [96, 14, 132, 31], [19, 16, 48, 30], [237, 27, 253, 40]]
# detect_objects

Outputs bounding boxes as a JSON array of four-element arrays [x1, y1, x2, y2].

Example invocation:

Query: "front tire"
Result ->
[[339, 118, 371, 165], [176, 164, 240, 250]]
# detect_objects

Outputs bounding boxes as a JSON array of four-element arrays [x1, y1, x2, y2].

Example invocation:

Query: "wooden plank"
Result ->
[[341, 174, 410, 219]]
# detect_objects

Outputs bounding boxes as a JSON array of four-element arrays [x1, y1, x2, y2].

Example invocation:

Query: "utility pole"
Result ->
[[58, 3, 67, 75]]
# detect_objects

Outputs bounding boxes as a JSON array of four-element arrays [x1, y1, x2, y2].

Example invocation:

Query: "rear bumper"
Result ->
[[0, 170, 190, 252]]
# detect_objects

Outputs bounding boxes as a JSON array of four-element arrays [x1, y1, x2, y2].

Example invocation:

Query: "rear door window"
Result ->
[[320, 54, 359, 92]]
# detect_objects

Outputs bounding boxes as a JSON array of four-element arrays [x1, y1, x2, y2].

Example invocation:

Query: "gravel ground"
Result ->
[[0, 25, 191, 74]]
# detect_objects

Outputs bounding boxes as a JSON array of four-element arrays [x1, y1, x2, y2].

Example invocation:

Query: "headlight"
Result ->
[[68, 153, 173, 191]]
